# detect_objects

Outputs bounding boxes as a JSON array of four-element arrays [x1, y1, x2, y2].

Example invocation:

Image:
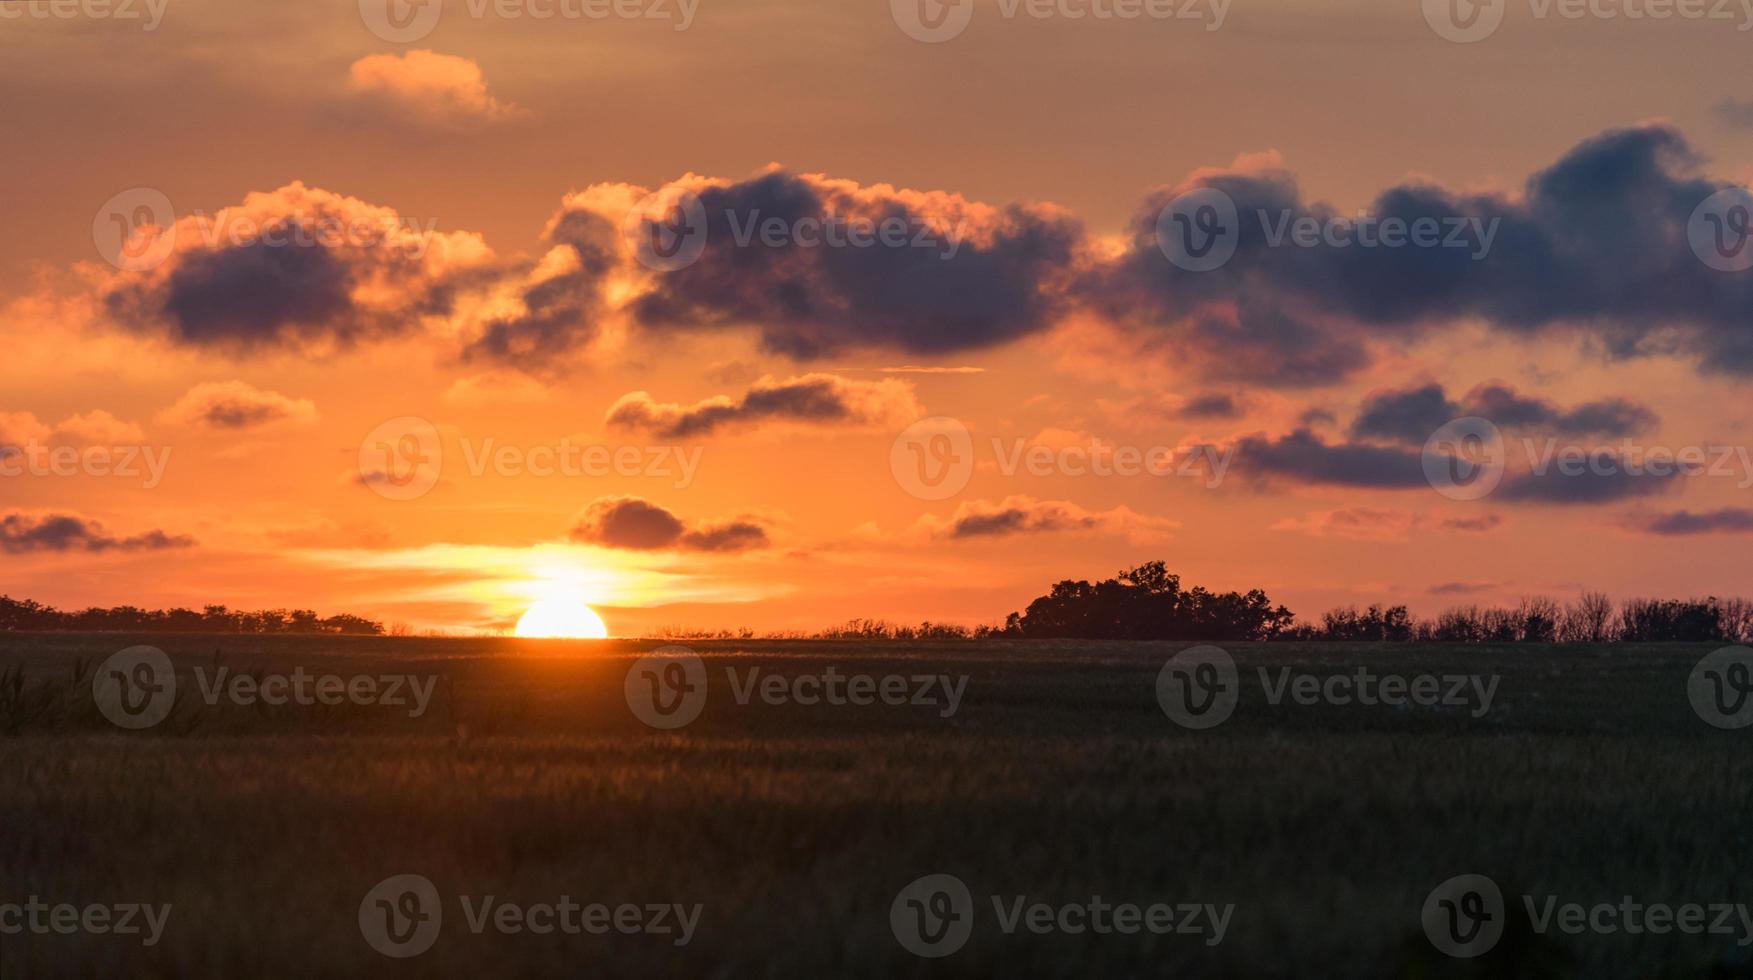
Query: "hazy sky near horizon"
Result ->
[[4, 0, 1753, 634]]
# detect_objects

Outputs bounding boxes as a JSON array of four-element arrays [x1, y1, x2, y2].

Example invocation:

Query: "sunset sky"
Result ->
[[4, 0, 1753, 635]]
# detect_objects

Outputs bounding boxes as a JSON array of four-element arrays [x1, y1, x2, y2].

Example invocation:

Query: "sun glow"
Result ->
[[514, 597, 610, 639]]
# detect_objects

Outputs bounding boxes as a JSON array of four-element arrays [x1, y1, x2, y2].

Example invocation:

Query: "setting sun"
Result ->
[[513, 598, 610, 639]]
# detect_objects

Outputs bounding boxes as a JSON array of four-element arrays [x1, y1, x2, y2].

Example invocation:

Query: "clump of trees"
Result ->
[[1291, 593, 1753, 644], [998, 562, 1296, 641], [0, 596, 384, 635]]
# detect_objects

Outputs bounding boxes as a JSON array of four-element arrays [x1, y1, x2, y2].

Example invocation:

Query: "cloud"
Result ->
[[1497, 452, 1683, 503], [919, 495, 1177, 541], [1713, 99, 1753, 129], [1105, 392, 1244, 423], [1230, 429, 1428, 488], [1463, 383, 1657, 439], [1348, 384, 1459, 444], [163, 381, 317, 429], [0, 512, 194, 554], [1349, 382, 1656, 445], [442, 370, 551, 407], [605, 373, 922, 438], [1438, 513, 1505, 532], [1271, 507, 1505, 541], [0, 409, 144, 450], [569, 496, 769, 552], [617, 168, 1087, 358], [1619, 507, 1753, 535], [1427, 581, 1499, 596], [460, 185, 623, 367], [1091, 123, 1753, 381], [877, 365, 987, 375], [347, 51, 525, 129], [1269, 508, 1419, 542], [102, 182, 493, 353]]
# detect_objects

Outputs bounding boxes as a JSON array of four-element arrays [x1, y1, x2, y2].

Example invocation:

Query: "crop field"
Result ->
[[1, 633, 1750, 978]]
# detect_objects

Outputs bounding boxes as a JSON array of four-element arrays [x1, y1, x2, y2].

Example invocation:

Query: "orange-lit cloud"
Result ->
[[347, 51, 526, 130]]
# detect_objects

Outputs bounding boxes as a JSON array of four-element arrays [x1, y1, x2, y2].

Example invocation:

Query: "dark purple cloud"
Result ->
[[0, 513, 195, 554], [569, 496, 768, 552], [1093, 123, 1753, 382], [103, 183, 487, 352], [1349, 382, 1657, 445], [1621, 507, 1753, 535], [606, 373, 917, 438], [1497, 453, 1684, 504], [1231, 429, 1428, 488], [623, 170, 1086, 358]]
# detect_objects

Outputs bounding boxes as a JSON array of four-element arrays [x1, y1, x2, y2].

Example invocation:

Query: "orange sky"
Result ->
[[3, 0, 1752, 635]]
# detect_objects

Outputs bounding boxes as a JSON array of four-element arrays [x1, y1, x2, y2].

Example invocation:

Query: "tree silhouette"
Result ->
[[1001, 562, 1296, 641]]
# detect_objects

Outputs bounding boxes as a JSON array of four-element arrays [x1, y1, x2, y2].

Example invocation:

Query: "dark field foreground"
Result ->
[[1, 634, 1750, 978]]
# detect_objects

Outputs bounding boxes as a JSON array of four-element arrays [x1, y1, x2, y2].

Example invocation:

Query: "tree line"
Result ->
[[765, 563, 1753, 643], [0, 596, 385, 635]]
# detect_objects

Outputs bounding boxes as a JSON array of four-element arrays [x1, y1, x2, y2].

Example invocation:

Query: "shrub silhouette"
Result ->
[[0, 596, 384, 635]]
